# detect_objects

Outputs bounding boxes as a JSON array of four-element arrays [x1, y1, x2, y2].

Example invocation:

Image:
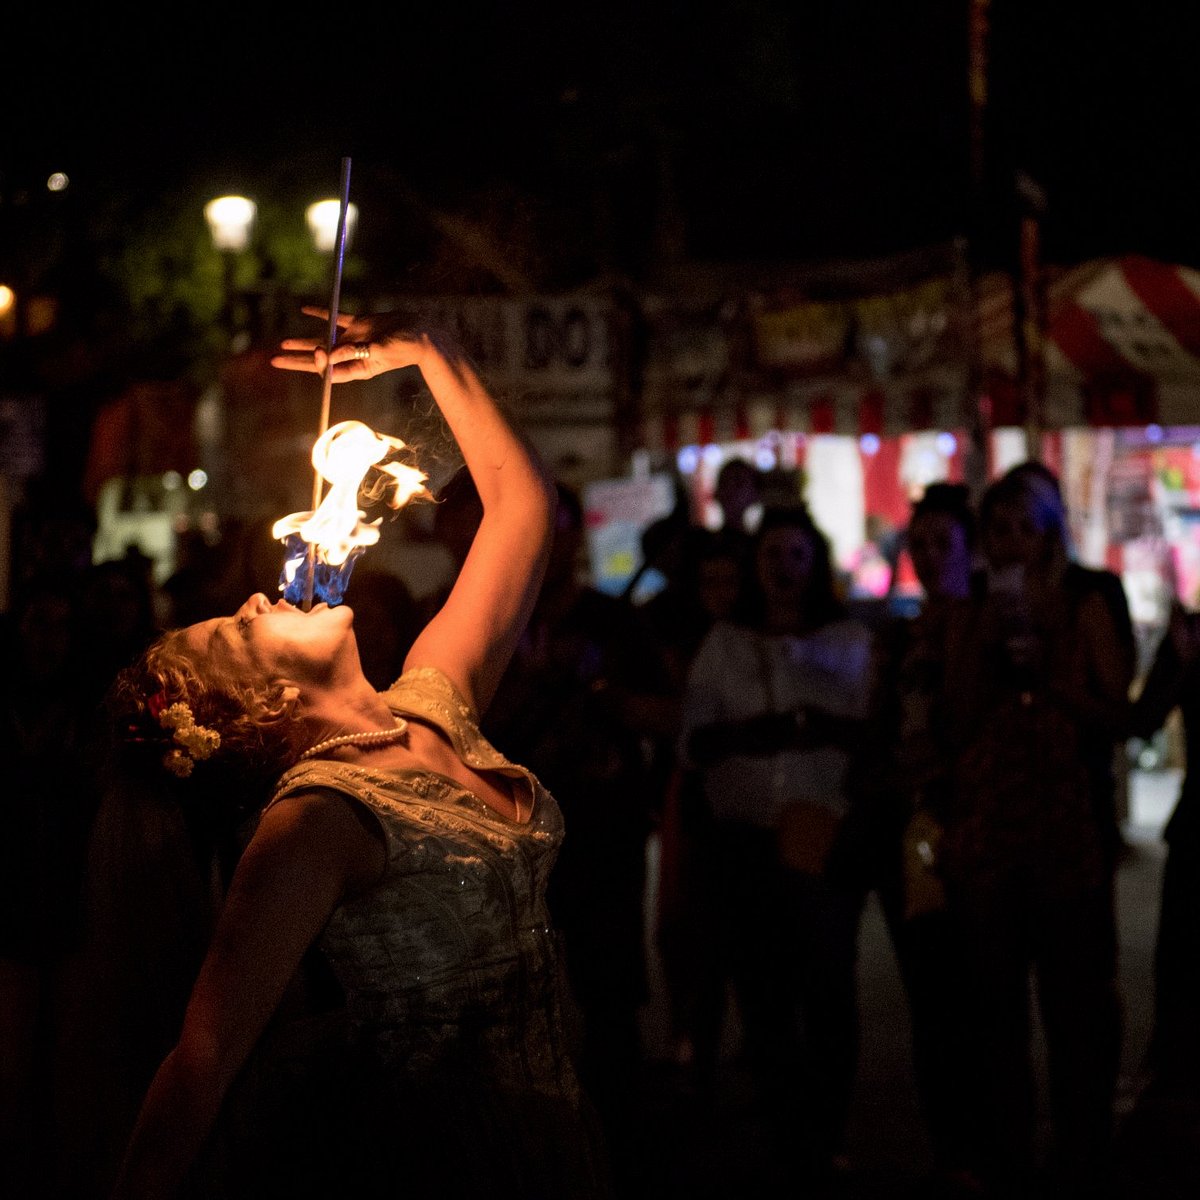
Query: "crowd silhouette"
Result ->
[[1, 453, 1197, 1199]]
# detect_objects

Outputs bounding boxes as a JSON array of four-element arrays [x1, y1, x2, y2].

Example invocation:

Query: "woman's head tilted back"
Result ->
[[111, 619, 303, 794]]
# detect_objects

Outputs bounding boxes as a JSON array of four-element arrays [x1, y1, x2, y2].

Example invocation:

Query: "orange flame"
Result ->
[[272, 420, 429, 589]]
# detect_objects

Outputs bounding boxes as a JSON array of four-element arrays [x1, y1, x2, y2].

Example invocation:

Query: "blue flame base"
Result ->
[[279, 536, 365, 607]]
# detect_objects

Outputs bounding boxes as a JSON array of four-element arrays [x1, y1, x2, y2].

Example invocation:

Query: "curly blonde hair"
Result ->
[[113, 626, 303, 787]]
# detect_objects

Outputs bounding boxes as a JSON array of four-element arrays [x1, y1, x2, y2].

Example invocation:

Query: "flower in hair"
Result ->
[[156, 700, 221, 777], [159, 702, 194, 732], [163, 748, 195, 779]]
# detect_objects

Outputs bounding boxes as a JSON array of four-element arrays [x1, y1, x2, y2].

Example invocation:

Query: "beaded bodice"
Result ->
[[267, 666, 573, 1093]]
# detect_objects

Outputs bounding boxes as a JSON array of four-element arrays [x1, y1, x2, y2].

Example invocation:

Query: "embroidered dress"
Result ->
[[194, 666, 610, 1199]]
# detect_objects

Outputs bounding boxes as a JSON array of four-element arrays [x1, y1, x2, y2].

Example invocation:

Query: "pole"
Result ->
[[302, 156, 353, 611], [963, 0, 992, 500], [1015, 172, 1048, 461]]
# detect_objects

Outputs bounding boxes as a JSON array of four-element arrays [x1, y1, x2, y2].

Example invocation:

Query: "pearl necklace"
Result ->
[[297, 718, 409, 762]]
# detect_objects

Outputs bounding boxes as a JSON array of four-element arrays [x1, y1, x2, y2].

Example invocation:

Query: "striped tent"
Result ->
[[1043, 255, 1200, 426], [978, 255, 1200, 429]]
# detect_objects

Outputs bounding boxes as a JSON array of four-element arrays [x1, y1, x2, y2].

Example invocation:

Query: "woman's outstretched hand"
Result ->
[[270, 307, 439, 381]]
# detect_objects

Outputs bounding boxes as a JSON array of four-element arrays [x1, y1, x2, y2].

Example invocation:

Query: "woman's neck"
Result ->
[[299, 678, 399, 747]]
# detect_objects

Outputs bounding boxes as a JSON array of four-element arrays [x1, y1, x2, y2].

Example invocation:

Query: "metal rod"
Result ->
[[302, 156, 353, 611]]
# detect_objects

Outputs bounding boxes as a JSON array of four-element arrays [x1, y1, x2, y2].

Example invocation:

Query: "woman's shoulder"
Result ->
[[242, 785, 386, 898], [385, 664, 477, 724], [384, 664, 537, 780]]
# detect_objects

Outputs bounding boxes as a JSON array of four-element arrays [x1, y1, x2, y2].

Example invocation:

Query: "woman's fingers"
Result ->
[[277, 336, 366, 361], [270, 307, 379, 376], [300, 305, 356, 330], [270, 351, 325, 373], [270, 347, 377, 380], [275, 306, 428, 378]]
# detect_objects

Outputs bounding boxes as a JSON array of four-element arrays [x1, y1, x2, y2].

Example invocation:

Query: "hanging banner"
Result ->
[[408, 295, 616, 393], [751, 299, 850, 375], [749, 275, 962, 380]]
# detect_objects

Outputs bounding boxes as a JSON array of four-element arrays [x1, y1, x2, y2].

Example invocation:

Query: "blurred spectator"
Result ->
[[1119, 604, 1200, 1200], [857, 482, 980, 1193], [713, 457, 763, 540], [628, 519, 725, 689], [679, 503, 873, 1187], [1006, 459, 1136, 864], [651, 528, 753, 1071], [941, 465, 1130, 1196], [694, 530, 752, 628], [1126, 601, 1200, 1093]]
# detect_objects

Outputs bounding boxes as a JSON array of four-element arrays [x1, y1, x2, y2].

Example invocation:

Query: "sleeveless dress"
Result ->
[[193, 666, 612, 1199]]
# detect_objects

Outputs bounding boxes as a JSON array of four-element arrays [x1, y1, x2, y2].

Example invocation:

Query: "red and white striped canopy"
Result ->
[[1041, 255, 1200, 426]]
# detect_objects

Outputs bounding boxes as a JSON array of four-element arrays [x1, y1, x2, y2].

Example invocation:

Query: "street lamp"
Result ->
[[204, 195, 257, 346], [203, 195, 257, 251], [305, 198, 358, 252], [0, 284, 15, 339]]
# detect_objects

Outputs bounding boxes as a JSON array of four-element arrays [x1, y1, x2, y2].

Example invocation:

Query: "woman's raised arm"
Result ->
[[273, 312, 557, 716]]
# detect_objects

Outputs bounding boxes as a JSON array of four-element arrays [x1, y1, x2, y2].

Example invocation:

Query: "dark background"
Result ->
[[6, 0, 1199, 274], [4, 0, 1200, 484]]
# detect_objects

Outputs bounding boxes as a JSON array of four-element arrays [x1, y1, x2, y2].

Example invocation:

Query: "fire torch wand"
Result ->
[[302, 155, 353, 612]]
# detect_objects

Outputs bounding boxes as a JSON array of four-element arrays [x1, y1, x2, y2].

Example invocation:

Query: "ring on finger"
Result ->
[[352, 343, 371, 361]]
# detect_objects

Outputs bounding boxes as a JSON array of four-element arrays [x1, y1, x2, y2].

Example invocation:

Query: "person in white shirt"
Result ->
[[679, 502, 873, 1189]]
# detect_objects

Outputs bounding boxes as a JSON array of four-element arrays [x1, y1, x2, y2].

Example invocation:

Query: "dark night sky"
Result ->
[[6, 1, 1200, 274]]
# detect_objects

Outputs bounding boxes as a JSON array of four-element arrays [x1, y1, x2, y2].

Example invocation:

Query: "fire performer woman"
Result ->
[[109, 315, 611, 1198]]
